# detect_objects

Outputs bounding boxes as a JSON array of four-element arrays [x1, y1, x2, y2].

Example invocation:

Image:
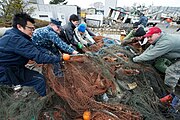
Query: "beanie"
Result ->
[[133, 22, 140, 28], [78, 24, 86, 32], [134, 27, 146, 37]]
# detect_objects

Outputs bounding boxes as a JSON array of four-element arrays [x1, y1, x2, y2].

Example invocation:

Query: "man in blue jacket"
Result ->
[[0, 12, 62, 97], [139, 14, 148, 28]]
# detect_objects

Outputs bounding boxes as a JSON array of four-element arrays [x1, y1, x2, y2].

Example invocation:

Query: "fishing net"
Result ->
[[0, 37, 178, 120], [0, 85, 48, 120], [42, 53, 141, 120]]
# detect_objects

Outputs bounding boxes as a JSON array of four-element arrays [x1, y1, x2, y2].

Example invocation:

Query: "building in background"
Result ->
[[104, 0, 117, 17], [24, 0, 44, 4], [27, 3, 81, 25]]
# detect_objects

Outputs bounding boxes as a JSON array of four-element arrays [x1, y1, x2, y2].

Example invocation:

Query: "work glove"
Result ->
[[124, 46, 138, 57], [131, 57, 135, 63], [77, 42, 83, 49], [62, 53, 70, 61]]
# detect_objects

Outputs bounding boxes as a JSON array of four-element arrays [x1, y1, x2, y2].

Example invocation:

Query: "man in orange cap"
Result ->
[[133, 26, 180, 111]]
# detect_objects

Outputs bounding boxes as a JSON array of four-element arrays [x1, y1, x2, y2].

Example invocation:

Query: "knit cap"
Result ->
[[78, 24, 86, 32], [134, 27, 146, 37]]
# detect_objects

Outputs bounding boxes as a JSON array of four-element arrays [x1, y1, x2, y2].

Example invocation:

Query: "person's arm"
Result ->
[[48, 31, 75, 54], [123, 30, 135, 41], [14, 37, 61, 64], [133, 40, 173, 62], [139, 17, 143, 24], [121, 38, 137, 46], [86, 27, 96, 37], [84, 30, 95, 44]]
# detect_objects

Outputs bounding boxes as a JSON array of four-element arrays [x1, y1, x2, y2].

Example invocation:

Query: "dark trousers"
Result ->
[[0, 66, 46, 96], [53, 62, 64, 77]]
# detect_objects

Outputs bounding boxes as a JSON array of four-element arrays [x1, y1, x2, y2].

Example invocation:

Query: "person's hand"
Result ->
[[62, 53, 70, 61], [77, 42, 83, 49], [72, 50, 78, 55], [131, 57, 135, 62]]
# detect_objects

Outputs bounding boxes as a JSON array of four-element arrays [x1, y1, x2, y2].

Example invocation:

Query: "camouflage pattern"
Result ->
[[165, 60, 180, 88], [32, 26, 74, 55]]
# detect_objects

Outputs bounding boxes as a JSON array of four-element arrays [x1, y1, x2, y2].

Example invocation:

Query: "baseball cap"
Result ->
[[50, 18, 62, 28], [134, 27, 146, 37], [144, 27, 162, 37]]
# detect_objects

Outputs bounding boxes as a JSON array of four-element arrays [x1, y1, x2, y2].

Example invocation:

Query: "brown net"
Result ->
[[42, 53, 141, 120]]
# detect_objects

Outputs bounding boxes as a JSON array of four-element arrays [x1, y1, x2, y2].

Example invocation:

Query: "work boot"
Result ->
[[160, 94, 173, 103], [170, 96, 180, 115]]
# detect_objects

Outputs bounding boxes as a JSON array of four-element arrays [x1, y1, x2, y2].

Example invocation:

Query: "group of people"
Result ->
[[122, 21, 180, 112], [0, 12, 180, 113], [0, 12, 96, 97]]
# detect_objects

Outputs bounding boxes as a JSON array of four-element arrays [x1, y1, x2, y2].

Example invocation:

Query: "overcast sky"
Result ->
[[44, 0, 180, 8]]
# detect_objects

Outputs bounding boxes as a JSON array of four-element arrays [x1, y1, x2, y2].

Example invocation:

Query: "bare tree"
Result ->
[[0, 0, 35, 23], [49, 0, 68, 5]]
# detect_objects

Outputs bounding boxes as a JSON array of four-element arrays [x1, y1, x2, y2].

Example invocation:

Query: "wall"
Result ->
[[29, 4, 80, 24], [104, 0, 117, 17]]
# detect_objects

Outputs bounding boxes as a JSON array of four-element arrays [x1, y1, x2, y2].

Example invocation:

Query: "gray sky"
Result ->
[[44, 0, 180, 8]]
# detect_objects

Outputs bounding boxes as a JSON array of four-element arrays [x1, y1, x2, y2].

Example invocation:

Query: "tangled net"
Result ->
[[0, 37, 175, 120], [42, 53, 141, 120]]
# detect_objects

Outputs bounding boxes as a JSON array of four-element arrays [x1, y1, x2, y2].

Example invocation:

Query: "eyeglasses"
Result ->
[[26, 26, 35, 31]]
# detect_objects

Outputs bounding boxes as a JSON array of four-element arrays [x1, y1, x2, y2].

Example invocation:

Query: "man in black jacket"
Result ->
[[0, 12, 62, 97], [62, 14, 84, 52]]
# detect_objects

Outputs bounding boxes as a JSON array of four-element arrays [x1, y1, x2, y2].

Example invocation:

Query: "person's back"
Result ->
[[159, 33, 180, 60], [0, 28, 31, 66], [32, 25, 75, 55], [32, 18, 78, 76], [139, 14, 148, 27]]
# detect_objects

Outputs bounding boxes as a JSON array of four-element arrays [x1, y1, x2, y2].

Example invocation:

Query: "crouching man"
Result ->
[[133, 27, 180, 111], [0, 13, 63, 97]]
